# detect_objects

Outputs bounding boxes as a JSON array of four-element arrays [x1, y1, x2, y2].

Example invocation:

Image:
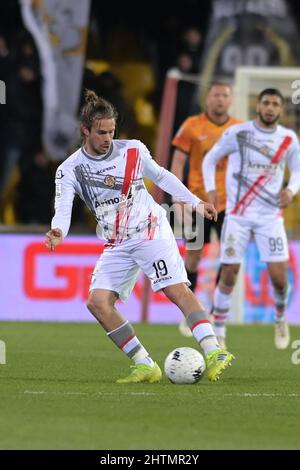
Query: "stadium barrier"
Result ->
[[1, 233, 299, 324]]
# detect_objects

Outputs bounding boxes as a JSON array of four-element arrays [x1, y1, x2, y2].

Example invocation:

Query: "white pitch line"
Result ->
[[23, 390, 161, 398], [24, 390, 89, 396], [224, 393, 300, 397]]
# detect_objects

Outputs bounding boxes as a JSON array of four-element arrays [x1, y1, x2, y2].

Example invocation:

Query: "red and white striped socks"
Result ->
[[107, 321, 154, 367], [186, 310, 221, 355], [212, 282, 234, 338]]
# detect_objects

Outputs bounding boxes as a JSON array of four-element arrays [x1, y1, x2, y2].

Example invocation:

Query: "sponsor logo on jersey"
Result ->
[[247, 160, 283, 175], [153, 276, 172, 285], [248, 161, 277, 170], [96, 165, 116, 175], [95, 197, 120, 208], [55, 170, 64, 179]]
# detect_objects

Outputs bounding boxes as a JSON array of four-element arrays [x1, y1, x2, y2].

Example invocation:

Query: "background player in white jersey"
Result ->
[[45, 90, 235, 383], [170, 82, 240, 338], [203, 88, 300, 350]]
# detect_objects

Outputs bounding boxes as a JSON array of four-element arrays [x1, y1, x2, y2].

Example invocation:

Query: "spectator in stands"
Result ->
[[16, 146, 54, 224], [0, 34, 12, 205], [172, 51, 200, 136], [97, 71, 135, 137], [0, 32, 42, 198], [180, 26, 203, 73]]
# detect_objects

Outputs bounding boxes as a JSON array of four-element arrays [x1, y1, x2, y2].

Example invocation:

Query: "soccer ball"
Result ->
[[164, 347, 206, 384]]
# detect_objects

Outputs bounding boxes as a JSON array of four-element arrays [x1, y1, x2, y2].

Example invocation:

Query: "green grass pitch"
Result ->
[[0, 321, 300, 449]]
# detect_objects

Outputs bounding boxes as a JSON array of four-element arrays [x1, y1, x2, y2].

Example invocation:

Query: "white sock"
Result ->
[[200, 336, 220, 355], [132, 347, 154, 367], [214, 324, 226, 338], [212, 283, 233, 339], [186, 311, 221, 356]]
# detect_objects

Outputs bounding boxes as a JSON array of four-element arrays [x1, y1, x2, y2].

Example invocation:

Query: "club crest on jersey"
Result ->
[[225, 246, 235, 257], [104, 175, 115, 188], [259, 145, 272, 156]]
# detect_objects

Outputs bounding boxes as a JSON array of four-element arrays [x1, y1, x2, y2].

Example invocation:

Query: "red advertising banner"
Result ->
[[1, 234, 300, 324]]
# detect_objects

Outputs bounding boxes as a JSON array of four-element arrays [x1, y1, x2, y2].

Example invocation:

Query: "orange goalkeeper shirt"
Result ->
[[172, 114, 241, 212]]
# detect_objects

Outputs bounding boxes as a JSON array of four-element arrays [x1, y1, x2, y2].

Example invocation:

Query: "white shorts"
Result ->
[[90, 216, 189, 301], [220, 214, 289, 264]]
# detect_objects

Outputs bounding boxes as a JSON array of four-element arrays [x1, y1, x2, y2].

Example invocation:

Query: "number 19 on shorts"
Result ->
[[152, 260, 168, 278]]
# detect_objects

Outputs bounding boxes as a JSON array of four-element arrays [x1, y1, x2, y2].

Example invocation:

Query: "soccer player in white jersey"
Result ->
[[45, 90, 235, 383], [203, 88, 300, 350]]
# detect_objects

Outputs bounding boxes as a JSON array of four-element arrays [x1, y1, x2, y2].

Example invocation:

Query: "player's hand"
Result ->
[[207, 190, 219, 212], [45, 228, 63, 251], [279, 188, 293, 208], [196, 201, 218, 221]]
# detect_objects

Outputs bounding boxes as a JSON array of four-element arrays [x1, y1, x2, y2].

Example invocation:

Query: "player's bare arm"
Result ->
[[170, 149, 189, 212], [197, 201, 218, 221], [206, 190, 219, 212], [278, 188, 294, 208], [45, 228, 63, 251], [170, 148, 187, 182]]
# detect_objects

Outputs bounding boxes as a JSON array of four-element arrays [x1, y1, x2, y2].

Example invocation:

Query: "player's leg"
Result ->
[[163, 283, 235, 381], [178, 211, 208, 337], [184, 211, 209, 291], [183, 211, 226, 332], [134, 219, 234, 381], [179, 246, 203, 337], [208, 210, 226, 322], [212, 263, 240, 348], [88, 246, 162, 383], [213, 210, 226, 288], [211, 215, 251, 347], [185, 248, 203, 293], [267, 262, 290, 349], [255, 217, 290, 349]]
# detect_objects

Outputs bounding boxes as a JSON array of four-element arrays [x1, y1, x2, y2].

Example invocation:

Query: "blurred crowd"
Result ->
[[0, 30, 49, 225], [2, 0, 300, 233], [0, 7, 204, 227]]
